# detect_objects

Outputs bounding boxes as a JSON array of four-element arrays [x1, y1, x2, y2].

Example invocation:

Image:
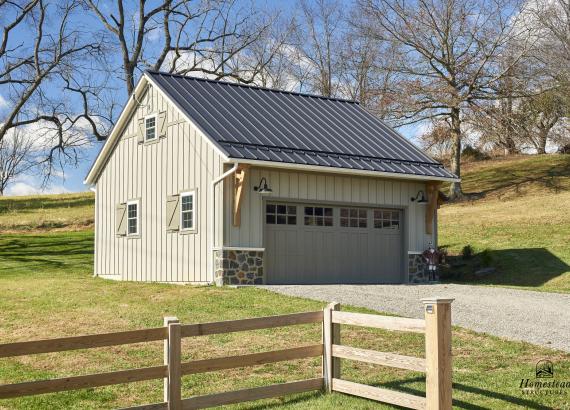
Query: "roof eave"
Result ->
[[84, 76, 150, 185], [228, 158, 460, 183]]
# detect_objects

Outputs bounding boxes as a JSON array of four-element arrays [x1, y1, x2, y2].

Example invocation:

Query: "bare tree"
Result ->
[[0, 0, 107, 175], [357, 0, 535, 199], [84, 0, 275, 94], [292, 0, 344, 97], [0, 129, 35, 195]]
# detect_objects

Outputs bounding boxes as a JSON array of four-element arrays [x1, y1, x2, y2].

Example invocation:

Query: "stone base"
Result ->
[[214, 249, 264, 286], [408, 253, 435, 283]]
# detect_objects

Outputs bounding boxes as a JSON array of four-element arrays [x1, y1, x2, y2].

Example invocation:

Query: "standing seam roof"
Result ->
[[146, 71, 457, 180]]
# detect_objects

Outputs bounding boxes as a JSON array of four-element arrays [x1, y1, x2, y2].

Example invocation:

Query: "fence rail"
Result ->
[[0, 300, 453, 409]]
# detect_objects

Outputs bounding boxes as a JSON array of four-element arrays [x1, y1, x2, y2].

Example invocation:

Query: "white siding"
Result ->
[[224, 167, 435, 253], [94, 84, 225, 283]]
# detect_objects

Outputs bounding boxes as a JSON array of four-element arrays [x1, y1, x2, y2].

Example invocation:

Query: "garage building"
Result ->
[[85, 71, 458, 285]]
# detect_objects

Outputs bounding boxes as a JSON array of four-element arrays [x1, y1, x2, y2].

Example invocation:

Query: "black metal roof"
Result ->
[[146, 71, 457, 180]]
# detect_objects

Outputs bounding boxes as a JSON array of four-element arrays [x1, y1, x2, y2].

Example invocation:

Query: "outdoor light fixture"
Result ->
[[410, 190, 428, 204], [254, 177, 273, 195]]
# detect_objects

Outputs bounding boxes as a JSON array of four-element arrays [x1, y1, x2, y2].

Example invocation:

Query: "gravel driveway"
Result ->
[[262, 284, 570, 352]]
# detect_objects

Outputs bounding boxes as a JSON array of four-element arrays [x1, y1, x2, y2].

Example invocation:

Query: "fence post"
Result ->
[[323, 302, 340, 393], [167, 321, 182, 410], [422, 298, 454, 410], [163, 317, 180, 405]]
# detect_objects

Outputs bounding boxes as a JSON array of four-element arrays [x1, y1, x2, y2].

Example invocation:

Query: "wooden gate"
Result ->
[[323, 298, 454, 410]]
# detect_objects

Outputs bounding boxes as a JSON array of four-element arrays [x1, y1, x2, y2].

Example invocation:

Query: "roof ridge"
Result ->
[[145, 70, 359, 104], [219, 141, 442, 167]]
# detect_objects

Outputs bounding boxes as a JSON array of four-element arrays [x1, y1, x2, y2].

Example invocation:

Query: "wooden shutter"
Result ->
[[166, 195, 180, 231], [116, 203, 127, 236], [137, 118, 145, 143], [158, 111, 167, 138]]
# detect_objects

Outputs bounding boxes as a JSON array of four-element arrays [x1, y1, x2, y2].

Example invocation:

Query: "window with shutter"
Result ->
[[180, 191, 196, 231]]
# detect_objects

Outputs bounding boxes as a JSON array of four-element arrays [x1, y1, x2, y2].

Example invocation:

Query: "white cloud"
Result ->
[[0, 94, 8, 110], [5, 182, 70, 196]]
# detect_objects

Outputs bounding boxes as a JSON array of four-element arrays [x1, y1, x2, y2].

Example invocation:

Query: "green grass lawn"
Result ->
[[440, 154, 570, 293], [1, 231, 569, 409], [0, 192, 94, 232]]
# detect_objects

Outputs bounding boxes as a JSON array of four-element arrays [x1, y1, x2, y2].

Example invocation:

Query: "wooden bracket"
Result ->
[[233, 165, 249, 227], [425, 182, 442, 235]]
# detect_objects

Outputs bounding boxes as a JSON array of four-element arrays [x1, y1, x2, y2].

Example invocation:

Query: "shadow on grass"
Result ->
[[441, 248, 569, 288], [0, 234, 93, 274], [461, 158, 570, 200], [379, 376, 547, 410]]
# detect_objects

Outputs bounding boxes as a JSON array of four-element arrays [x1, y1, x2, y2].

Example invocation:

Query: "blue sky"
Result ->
[[1, 0, 424, 196]]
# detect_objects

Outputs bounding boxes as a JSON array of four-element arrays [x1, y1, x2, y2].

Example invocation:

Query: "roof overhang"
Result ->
[[229, 158, 460, 183], [84, 76, 151, 185]]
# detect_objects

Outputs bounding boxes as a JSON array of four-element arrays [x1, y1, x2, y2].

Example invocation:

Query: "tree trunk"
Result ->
[[449, 108, 463, 200], [537, 129, 548, 154]]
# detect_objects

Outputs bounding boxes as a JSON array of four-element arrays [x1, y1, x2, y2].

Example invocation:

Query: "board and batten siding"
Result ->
[[94, 83, 225, 283], [223, 167, 434, 252]]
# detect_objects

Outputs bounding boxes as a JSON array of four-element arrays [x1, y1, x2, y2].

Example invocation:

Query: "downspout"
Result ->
[[210, 163, 239, 283], [88, 185, 97, 277]]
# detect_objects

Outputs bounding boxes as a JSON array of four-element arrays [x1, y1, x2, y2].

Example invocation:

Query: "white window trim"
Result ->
[[126, 199, 140, 237], [144, 114, 157, 142], [180, 190, 196, 232]]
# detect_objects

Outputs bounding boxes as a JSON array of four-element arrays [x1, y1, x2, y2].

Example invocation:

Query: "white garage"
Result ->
[[87, 71, 458, 285], [265, 202, 403, 284]]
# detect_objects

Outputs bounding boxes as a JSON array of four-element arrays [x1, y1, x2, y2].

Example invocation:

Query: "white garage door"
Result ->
[[265, 202, 403, 284]]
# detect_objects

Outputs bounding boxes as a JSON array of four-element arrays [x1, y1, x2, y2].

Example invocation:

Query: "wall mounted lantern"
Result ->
[[410, 190, 428, 204], [254, 177, 273, 195]]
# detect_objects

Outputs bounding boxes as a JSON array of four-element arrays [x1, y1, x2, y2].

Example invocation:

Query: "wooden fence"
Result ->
[[0, 298, 453, 409]]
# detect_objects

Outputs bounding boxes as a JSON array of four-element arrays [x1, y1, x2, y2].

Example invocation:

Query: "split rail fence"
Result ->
[[0, 297, 453, 409]]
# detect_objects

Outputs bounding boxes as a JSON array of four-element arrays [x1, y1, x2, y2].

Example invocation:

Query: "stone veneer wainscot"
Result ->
[[408, 252, 430, 283], [214, 248, 264, 286]]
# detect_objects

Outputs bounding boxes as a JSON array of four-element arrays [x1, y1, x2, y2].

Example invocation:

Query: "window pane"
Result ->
[[359, 209, 367, 219], [182, 212, 193, 229], [374, 209, 381, 219], [340, 208, 348, 217], [392, 211, 399, 220], [383, 220, 390, 228], [392, 221, 400, 229], [266, 214, 276, 224], [181, 195, 192, 212], [315, 207, 323, 216], [350, 218, 358, 227], [276, 215, 286, 224], [324, 208, 333, 217], [128, 204, 137, 218], [359, 219, 367, 228], [288, 216, 296, 225], [128, 218, 137, 234], [304, 216, 314, 226], [374, 220, 382, 229], [340, 218, 348, 227], [277, 205, 286, 214], [350, 209, 357, 218], [305, 207, 314, 215], [316, 217, 323, 226], [266, 204, 276, 214], [324, 217, 333, 226], [287, 206, 297, 215]]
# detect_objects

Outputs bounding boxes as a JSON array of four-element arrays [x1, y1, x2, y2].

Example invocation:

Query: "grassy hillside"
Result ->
[[0, 192, 94, 232], [1, 232, 568, 409], [439, 154, 570, 293]]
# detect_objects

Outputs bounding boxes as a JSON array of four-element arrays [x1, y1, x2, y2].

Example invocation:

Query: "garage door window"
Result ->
[[374, 209, 400, 229], [304, 206, 333, 226], [266, 204, 297, 225], [340, 208, 367, 228]]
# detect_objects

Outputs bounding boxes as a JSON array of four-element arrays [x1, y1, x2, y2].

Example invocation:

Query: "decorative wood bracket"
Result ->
[[233, 165, 249, 227], [425, 182, 442, 235]]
